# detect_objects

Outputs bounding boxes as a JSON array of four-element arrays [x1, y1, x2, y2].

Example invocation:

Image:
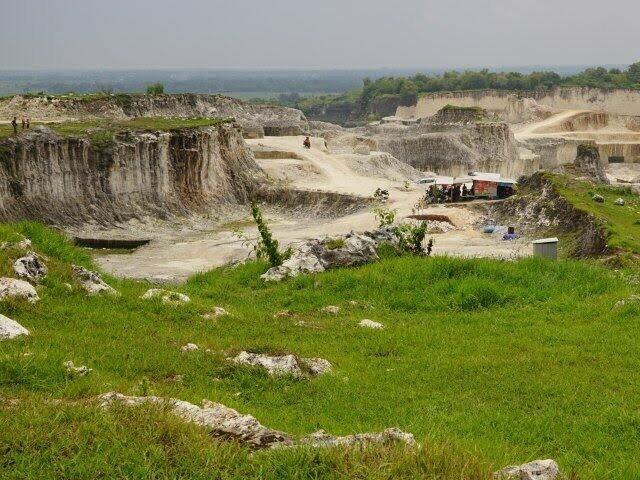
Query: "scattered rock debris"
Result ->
[[200, 307, 229, 319], [614, 197, 626, 206], [321, 305, 340, 315], [98, 392, 294, 450], [98, 392, 416, 451], [0, 277, 39, 303], [14, 252, 47, 282], [273, 310, 296, 318], [493, 459, 560, 480], [1, 236, 32, 250], [180, 343, 199, 353], [592, 194, 604, 203], [358, 319, 385, 330], [0, 314, 30, 340], [141, 288, 190, 305], [72, 265, 118, 295], [231, 351, 331, 377], [63, 361, 92, 377]]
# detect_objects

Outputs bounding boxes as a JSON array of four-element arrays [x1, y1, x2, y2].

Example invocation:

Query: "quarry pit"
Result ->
[[2, 88, 639, 282]]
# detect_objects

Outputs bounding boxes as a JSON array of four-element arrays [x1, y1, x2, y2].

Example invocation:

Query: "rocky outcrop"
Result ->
[[300, 428, 416, 448], [573, 144, 608, 183], [141, 288, 190, 305], [491, 172, 607, 257], [0, 94, 308, 137], [0, 123, 264, 225], [261, 232, 380, 282]]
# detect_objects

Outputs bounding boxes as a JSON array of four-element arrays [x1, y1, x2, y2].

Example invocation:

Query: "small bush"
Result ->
[[325, 238, 346, 250], [373, 207, 397, 228], [250, 202, 291, 268], [146, 83, 165, 95], [393, 221, 431, 255]]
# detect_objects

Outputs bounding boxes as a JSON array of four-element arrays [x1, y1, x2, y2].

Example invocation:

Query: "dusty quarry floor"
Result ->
[[87, 136, 531, 282]]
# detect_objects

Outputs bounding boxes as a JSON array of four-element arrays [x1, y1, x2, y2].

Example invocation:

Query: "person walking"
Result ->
[[21, 118, 26, 131], [26, 118, 30, 129], [11, 116, 18, 135]]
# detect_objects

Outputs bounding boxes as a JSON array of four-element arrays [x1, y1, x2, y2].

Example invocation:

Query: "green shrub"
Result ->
[[146, 83, 165, 95], [250, 202, 291, 268]]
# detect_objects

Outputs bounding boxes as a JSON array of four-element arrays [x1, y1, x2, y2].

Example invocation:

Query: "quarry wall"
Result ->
[[0, 123, 264, 225], [397, 87, 640, 119]]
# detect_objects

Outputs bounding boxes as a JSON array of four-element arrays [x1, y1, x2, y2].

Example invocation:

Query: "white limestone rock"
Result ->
[[72, 265, 117, 295], [494, 459, 560, 480], [63, 361, 92, 377], [98, 392, 294, 449], [358, 319, 385, 330], [321, 305, 340, 315], [181, 343, 199, 353], [231, 351, 331, 377], [301, 427, 416, 448], [14, 252, 47, 282], [0, 314, 29, 340], [0, 277, 39, 303], [141, 288, 190, 305]]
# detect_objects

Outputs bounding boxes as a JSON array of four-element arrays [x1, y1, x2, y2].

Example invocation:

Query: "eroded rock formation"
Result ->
[[0, 123, 264, 225]]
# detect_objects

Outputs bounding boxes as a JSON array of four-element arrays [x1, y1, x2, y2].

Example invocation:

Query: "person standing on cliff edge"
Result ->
[[11, 117, 18, 135]]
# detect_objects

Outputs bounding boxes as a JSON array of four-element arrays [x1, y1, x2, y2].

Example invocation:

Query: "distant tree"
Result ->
[[627, 62, 640, 84], [146, 83, 165, 95]]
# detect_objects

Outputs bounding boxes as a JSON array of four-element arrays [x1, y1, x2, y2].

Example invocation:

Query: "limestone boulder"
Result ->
[[0, 314, 29, 340], [98, 392, 294, 449], [0, 278, 39, 303], [231, 351, 331, 377], [14, 252, 47, 282], [63, 361, 92, 377], [180, 343, 199, 353], [493, 459, 560, 480], [261, 232, 380, 282], [72, 265, 117, 295], [358, 319, 384, 330]]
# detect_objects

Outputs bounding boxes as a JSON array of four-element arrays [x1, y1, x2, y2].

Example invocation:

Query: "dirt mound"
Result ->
[[340, 151, 422, 181]]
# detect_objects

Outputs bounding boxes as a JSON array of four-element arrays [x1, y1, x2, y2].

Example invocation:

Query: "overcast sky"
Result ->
[[1, 0, 639, 70]]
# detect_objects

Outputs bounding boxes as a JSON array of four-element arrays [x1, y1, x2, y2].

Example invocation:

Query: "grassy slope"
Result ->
[[0, 118, 229, 141], [547, 174, 640, 253], [1, 223, 640, 478]]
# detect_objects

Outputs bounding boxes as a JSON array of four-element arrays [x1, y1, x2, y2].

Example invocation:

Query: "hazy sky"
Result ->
[[1, 0, 639, 70]]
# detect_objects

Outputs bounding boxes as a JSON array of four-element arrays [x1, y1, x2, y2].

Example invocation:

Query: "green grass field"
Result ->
[[0, 117, 230, 142], [1, 222, 640, 478], [547, 173, 640, 254]]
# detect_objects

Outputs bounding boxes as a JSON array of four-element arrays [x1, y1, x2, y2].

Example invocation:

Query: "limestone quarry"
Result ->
[[4, 87, 639, 281]]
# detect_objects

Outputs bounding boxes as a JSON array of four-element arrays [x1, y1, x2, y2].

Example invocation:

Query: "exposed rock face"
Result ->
[[98, 392, 294, 449], [491, 172, 607, 257], [0, 123, 264, 225], [493, 459, 560, 480], [141, 288, 190, 305], [0, 278, 39, 303], [0, 94, 308, 137], [231, 351, 332, 377], [13, 252, 47, 282], [261, 232, 379, 282], [0, 314, 29, 340], [72, 265, 117, 295], [374, 121, 523, 177], [300, 428, 417, 448], [574, 144, 608, 183]]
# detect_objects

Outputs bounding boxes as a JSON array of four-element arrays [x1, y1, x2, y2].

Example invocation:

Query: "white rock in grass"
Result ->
[[320, 305, 340, 315], [141, 288, 190, 305], [231, 351, 331, 377], [0, 314, 29, 340], [180, 343, 199, 353], [72, 265, 117, 295], [0, 278, 39, 303], [212, 307, 229, 317], [301, 427, 417, 448], [358, 319, 384, 330], [614, 295, 640, 308], [98, 392, 294, 449], [63, 361, 92, 377], [614, 198, 625, 206], [493, 459, 560, 480], [14, 252, 47, 282]]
